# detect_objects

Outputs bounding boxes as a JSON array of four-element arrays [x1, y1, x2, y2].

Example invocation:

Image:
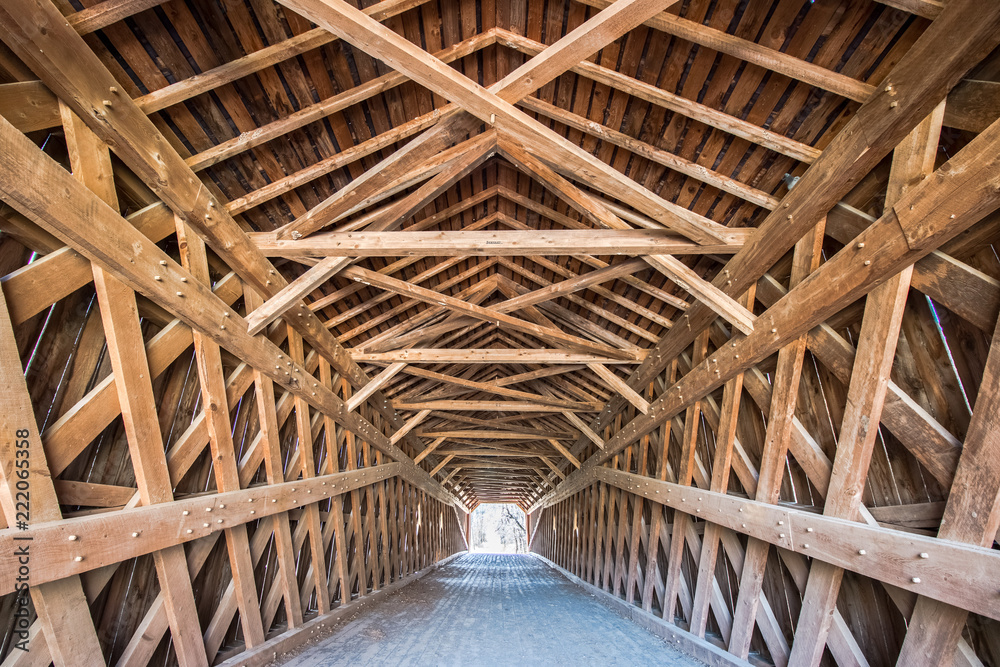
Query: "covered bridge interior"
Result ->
[[1, 0, 999, 664]]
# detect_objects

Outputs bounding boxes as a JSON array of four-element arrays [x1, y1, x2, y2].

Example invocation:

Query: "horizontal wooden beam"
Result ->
[[252, 229, 747, 258], [398, 366, 595, 408], [356, 350, 642, 364], [0, 113, 460, 511], [395, 401, 604, 412], [417, 431, 572, 440], [0, 464, 401, 595], [554, 466, 1000, 623]]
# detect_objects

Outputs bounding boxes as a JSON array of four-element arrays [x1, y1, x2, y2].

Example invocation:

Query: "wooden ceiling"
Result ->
[[4, 0, 1000, 663], [4, 0, 950, 508]]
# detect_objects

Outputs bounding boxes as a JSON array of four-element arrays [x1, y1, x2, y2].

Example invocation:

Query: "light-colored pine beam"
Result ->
[[497, 137, 628, 229], [346, 362, 407, 412], [587, 363, 650, 414], [246, 257, 352, 335], [430, 455, 456, 477], [562, 411, 605, 450], [253, 229, 746, 258], [418, 431, 572, 440], [395, 401, 603, 412], [356, 350, 641, 364], [397, 366, 594, 409], [413, 437, 447, 465], [338, 265, 636, 360], [517, 95, 780, 210], [545, 439, 582, 469], [644, 255, 756, 336], [389, 409, 433, 446]]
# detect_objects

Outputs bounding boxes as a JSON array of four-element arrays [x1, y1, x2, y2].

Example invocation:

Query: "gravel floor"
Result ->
[[282, 553, 707, 666]]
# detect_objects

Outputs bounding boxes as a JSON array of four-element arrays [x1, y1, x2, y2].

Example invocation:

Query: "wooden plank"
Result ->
[[0, 81, 59, 133], [338, 265, 636, 359], [245, 288, 304, 627], [894, 319, 1000, 662], [62, 105, 208, 666], [389, 410, 432, 446], [245, 257, 352, 335], [0, 265, 105, 666], [288, 329, 332, 614], [398, 366, 597, 409], [346, 362, 406, 412], [356, 350, 640, 364], [396, 401, 602, 412], [944, 79, 1000, 133], [274, 0, 735, 246], [178, 221, 266, 649], [0, 465, 401, 594], [517, 95, 780, 210], [318, 360, 351, 605], [645, 255, 755, 336], [66, 0, 167, 34], [690, 290, 754, 637], [661, 332, 709, 623], [538, 0, 1000, 494], [787, 103, 943, 667], [253, 229, 744, 257], [497, 138, 627, 230], [0, 112, 457, 508], [562, 411, 605, 450], [587, 364, 649, 414]]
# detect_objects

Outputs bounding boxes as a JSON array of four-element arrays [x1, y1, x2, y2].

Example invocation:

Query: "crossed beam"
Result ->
[[246, 0, 757, 337]]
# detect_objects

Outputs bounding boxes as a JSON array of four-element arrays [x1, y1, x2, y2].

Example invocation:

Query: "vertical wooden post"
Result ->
[[0, 270, 105, 667], [788, 103, 944, 667], [245, 287, 305, 628], [287, 328, 332, 613], [178, 221, 266, 649], [727, 217, 825, 663], [61, 105, 208, 667]]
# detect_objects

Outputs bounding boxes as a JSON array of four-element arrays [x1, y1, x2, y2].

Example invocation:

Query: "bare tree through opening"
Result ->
[[470, 503, 526, 553]]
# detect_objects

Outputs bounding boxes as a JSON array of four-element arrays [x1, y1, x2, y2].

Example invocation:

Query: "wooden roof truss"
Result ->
[[1, 0, 999, 663]]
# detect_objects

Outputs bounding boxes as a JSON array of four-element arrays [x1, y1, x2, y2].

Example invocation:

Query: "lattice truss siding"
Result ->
[[0, 0, 998, 664]]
